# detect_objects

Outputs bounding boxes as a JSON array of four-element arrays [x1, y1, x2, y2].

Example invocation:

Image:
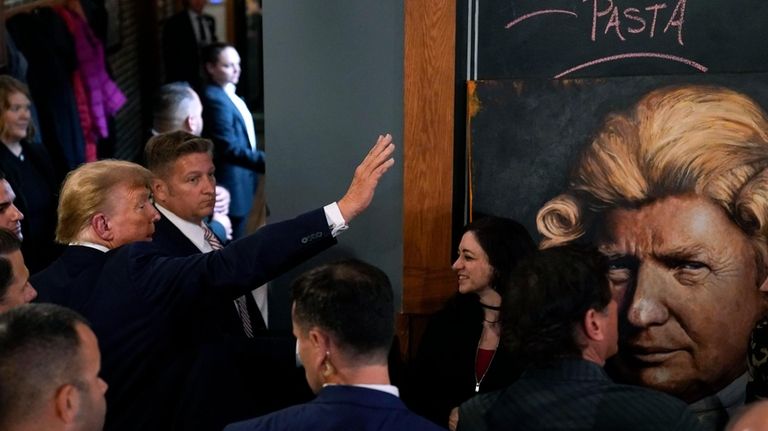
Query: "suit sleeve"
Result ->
[[129, 208, 335, 312], [202, 88, 265, 171]]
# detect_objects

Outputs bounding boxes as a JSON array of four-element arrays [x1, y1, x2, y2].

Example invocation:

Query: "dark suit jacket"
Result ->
[[458, 359, 704, 431], [33, 209, 334, 431], [162, 10, 216, 89], [224, 386, 447, 431], [201, 83, 265, 219], [150, 212, 311, 430], [0, 140, 61, 273]]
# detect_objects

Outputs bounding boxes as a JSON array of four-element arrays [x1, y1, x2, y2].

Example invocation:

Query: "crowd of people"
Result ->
[[5, 1, 768, 431]]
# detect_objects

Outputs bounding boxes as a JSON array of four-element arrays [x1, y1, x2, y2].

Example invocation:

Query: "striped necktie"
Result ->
[[203, 224, 254, 338]]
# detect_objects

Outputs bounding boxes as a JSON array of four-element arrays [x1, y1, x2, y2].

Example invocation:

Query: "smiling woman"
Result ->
[[404, 216, 535, 429], [0, 76, 60, 273]]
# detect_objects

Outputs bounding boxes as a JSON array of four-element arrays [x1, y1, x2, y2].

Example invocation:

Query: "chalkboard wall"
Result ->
[[470, 0, 768, 79]]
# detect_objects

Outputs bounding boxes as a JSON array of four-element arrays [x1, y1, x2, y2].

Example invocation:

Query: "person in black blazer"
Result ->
[[201, 43, 265, 239], [457, 246, 703, 431], [32, 133, 395, 431], [224, 259, 446, 431], [162, 0, 217, 90], [0, 76, 61, 274], [405, 217, 535, 428]]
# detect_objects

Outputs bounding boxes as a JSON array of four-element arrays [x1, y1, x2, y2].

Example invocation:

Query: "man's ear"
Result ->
[[152, 178, 169, 204], [90, 213, 113, 241], [583, 309, 605, 342], [54, 384, 80, 424], [308, 328, 331, 366]]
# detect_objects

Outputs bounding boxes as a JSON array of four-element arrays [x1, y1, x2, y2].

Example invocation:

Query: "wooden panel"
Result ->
[[402, 0, 456, 314]]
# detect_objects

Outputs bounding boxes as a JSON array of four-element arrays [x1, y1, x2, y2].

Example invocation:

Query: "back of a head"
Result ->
[[57, 160, 153, 244], [0, 229, 21, 306], [501, 244, 611, 365], [152, 82, 197, 134], [144, 130, 213, 179], [0, 303, 87, 428], [464, 216, 536, 290], [291, 259, 394, 362]]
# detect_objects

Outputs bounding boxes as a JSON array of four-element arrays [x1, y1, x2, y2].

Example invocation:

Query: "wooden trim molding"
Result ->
[[402, 0, 457, 315]]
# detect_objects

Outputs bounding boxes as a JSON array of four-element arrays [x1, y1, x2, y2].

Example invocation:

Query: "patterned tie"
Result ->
[[203, 224, 254, 338], [197, 15, 207, 44]]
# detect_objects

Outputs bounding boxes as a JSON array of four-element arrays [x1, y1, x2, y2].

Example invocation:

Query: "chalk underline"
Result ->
[[506, 9, 578, 29], [554, 52, 708, 78]]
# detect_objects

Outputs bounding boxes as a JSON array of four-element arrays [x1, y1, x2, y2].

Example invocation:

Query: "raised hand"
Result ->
[[337, 134, 395, 223]]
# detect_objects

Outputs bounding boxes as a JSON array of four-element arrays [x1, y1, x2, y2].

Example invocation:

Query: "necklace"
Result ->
[[475, 326, 499, 393], [479, 302, 501, 311]]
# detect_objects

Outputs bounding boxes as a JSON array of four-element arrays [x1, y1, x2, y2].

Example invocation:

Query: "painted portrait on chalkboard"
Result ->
[[468, 76, 768, 428]]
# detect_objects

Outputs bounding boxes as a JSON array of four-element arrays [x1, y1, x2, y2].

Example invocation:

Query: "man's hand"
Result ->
[[214, 186, 231, 215], [337, 134, 395, 223]]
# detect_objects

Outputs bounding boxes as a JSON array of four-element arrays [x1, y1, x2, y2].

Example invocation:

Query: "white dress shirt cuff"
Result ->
[[323, 202, 348, 237]]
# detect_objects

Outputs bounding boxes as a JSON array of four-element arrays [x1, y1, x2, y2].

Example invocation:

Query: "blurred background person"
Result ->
[[201, 42, 265, 239], [406, 216, 536, 428], [162, 0, 217, 90], [0, 75, 60, 273]]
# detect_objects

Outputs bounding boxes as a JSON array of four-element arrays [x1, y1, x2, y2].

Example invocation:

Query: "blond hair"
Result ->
[[56, 160, 154, 243], [537, 85, 768, 264]]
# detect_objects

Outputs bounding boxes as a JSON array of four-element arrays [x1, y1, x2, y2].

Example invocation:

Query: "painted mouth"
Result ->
[[621, 345, 680, 364]]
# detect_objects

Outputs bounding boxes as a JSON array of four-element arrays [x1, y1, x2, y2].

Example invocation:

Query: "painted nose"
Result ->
[[626, 264, 670, 328], [149, 205, 161, 222]]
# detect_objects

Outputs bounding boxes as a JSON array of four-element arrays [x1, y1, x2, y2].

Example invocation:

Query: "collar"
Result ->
[[156, 204, 210, 252], [689, 372, 748, 417], [69, 241, 110, 253], [322, 383, 399, 398], [522, 358, 610, 382], [224, 82, 238, 95]]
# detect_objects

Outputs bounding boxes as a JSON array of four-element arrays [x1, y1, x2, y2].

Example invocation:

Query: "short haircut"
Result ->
[[0, 75, 36, 141], [0, 229, 21, 303], [464, 216, 536, 291], [501, 245, 611, 366], [202, 42, 234, 68], [0, 303, 89, 428], [144, 130, 213, 179], [56, 160, 154, 244], [152, 82, 198, 133], [291, 259, 394, 363]]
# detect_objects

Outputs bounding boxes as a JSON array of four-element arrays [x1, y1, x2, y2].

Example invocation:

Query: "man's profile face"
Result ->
[[155, 152, 216, 224], [597, 194, 766, 402], [103, 183, 159, 247], [0, 250, 36, 312], [74, 323, 108, 431], [0, 179, 23, 240]]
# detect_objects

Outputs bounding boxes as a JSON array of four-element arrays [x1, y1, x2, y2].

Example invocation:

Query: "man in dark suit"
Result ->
[[145, 130, 308, 429], [201, 43, 265, 239], [32, 133, 394, 431], [456, 245, 704, 431], [224, 259, 445, 431], [162, 0, 217, 90]]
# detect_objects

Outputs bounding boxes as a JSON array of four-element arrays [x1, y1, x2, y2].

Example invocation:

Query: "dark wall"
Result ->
[[262, 1, 404, 330]]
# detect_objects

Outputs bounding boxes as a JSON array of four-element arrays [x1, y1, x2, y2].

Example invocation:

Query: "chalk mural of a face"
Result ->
[[536, 84, 768, 403]]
